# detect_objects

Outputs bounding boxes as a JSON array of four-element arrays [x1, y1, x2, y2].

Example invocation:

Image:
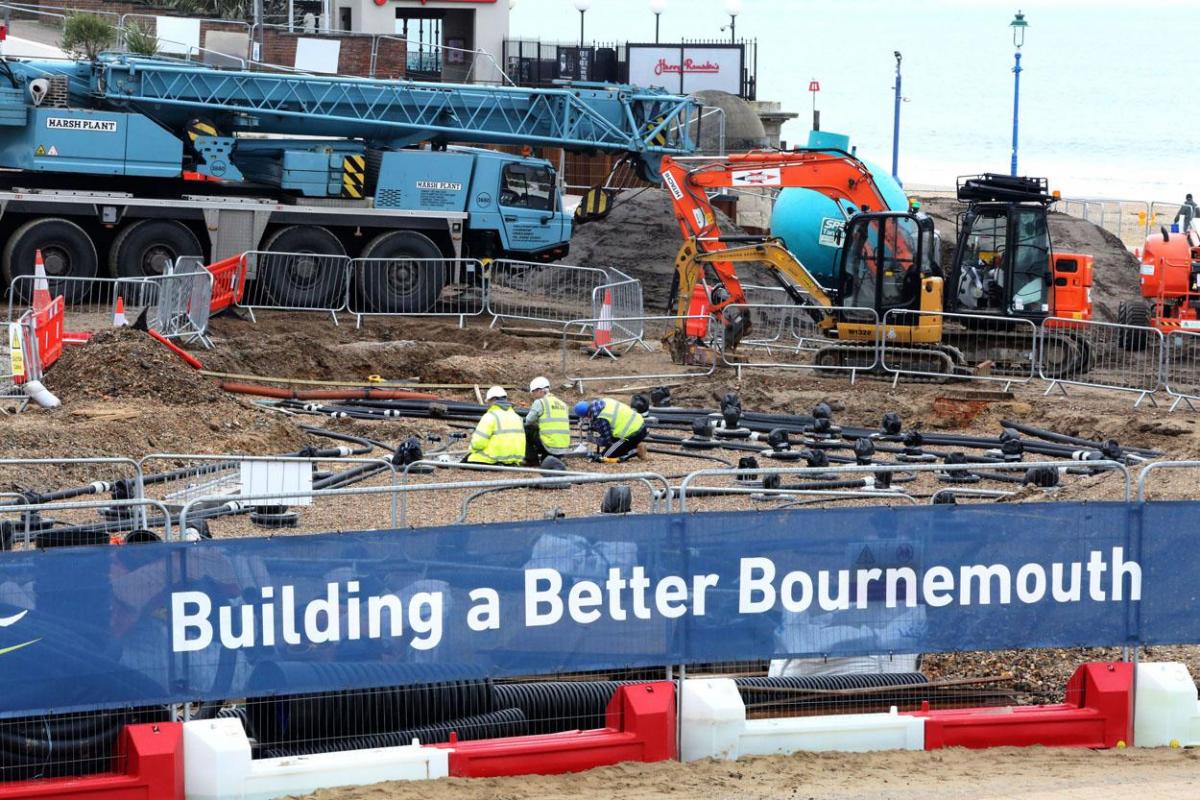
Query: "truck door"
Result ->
[[498, 163, 564, 254]]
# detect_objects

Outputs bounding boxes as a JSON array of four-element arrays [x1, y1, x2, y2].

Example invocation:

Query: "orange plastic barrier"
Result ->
[[911, 662, 1133, 750], [0, 723, 183, 799], [438, 682, 676, 778], [206, 255, 247, 314]]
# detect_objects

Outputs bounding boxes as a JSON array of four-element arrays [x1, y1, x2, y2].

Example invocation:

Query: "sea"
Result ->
[[511, 0, 1200, 204]]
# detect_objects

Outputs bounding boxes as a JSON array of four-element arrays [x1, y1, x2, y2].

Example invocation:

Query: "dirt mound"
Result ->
[[205, 313, 550, 384], [917, 196, 1140, 322], [562, 190, 762, 313], [48, 329, 225, 405]]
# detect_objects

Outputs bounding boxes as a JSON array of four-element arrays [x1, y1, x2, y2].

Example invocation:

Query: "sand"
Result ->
[[296, 746, 1200, 800]]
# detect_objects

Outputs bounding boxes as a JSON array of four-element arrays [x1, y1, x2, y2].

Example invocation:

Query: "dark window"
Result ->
[[500, 164, 555, 211]]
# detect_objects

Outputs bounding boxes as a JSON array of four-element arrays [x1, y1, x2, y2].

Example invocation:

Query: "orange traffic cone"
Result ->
[[113, 296, 128, 327], [593, 288, 614, 352], [31, 249, 50, 313]]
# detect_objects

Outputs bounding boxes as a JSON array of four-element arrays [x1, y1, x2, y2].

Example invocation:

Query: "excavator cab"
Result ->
[[945, 174, 1058, 322], [836, 211, 943, 343]]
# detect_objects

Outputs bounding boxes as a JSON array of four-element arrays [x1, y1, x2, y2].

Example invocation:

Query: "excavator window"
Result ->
[[954, 205, 1051, 316], [954, 209, 1008, 314], [841, 214, 922, 317], [1009, 208, 1051, 313]]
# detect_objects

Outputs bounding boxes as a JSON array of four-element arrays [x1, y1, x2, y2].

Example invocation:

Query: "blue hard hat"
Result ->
[[574, 401, 591, 417]]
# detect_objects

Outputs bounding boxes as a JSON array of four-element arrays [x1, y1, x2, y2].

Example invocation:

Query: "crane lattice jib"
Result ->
[[97, 59, 697, 168]]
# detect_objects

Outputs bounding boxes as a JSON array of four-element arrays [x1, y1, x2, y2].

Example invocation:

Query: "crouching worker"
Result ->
[[466, 386, 526, 465], [574, 397, 648, 460], [524, 376, 573, 466]]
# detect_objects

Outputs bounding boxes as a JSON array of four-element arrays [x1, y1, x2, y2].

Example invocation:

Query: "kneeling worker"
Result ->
[[574, 397, 648, 460], [524, 376, 573, 466], [466, 386, 526, 465]]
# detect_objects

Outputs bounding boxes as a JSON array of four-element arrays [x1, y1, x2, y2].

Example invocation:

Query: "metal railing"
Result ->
[[349, 258, 486, 327], [726, 304, 879, 381], [237, 250, 351, 324], [882, 309, 1038, 388], [560, 314, 717, 388], [1161, 329, 1200, 412], [1038, 317, 1164, 407], [488, 260, 611, 330]]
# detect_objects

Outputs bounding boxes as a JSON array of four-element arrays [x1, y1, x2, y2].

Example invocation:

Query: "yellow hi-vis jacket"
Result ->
[[598, 398, 645, 440], [468, 403, 526, 464], [528, 394, 572, 453]]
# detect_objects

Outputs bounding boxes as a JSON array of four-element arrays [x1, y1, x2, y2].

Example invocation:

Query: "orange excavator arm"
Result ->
[[660, 150, 896, 311]]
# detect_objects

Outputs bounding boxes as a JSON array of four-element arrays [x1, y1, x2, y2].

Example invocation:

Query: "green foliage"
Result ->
[[123, 20, 160, 57], [60, 13, 117, 61]]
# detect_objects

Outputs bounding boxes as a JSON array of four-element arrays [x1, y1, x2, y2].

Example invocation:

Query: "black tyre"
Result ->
[[354, 230, 446, 314], [258, 226, 347, 309], [109, 219, 203, 278], [1117, 301, 1151, 351], [3, 217, 98, 302]]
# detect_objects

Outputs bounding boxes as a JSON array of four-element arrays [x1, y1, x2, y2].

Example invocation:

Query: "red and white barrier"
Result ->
[[680, 678, 923, 761], [1134, 662, 1200, 747], [438, 681, 675, 778], [183, 718, 447, 800], [0, 722, 183, 800]]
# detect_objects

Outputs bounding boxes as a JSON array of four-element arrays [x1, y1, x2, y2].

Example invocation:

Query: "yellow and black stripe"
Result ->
[[574, 186, 616, 223], [186, 118, 219, 144], [644, 115, 668, 147], [342, 154, 366, 199]]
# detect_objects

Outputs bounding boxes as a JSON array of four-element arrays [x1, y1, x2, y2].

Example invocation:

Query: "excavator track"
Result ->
[[816, 342, 970, 381]]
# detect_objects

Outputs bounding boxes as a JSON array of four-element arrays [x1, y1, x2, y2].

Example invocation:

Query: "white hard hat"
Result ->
[[485, 386, 508, 402], [529, 376, 551, 392]]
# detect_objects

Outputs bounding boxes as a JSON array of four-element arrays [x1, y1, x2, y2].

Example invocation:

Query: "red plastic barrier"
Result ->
[[0, 722, 183, 799], [911, 662, 1133, 750], [206, 255, 247, 314], [438, 681, 676, 778]]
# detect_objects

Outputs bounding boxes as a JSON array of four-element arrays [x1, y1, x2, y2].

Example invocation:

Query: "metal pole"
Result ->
[[579, 9, 586, 48], [891, 52, 902, 180], [1010, 50, 1022, 177], [729, 15, 736, 44], [655, 12, 660, 43]]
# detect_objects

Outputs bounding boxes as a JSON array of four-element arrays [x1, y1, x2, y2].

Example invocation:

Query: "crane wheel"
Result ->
[[258, 226, 347, 309], [109, 220, 203, 279], [1116, 301, 1152, 351], [2, 217, 98, 303], [353, 230, 446, 314]]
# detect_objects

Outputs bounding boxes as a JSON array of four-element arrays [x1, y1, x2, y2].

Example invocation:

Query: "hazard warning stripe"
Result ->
[[342, 154, 366, 199], [644, 116, 668, 147], [187, 120, 218, 142], [580, 187, 610, 218]]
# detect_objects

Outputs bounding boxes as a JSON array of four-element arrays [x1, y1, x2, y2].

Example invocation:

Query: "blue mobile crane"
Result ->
[[0, 55, 696, 311]]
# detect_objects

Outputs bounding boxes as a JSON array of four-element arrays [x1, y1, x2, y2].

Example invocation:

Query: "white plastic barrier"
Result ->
[[1134, 663, 1200, 748], [680, 678, 924, 761], [184, 718, 448, 800]]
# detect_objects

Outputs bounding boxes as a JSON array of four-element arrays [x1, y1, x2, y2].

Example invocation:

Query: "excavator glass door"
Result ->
[[952, 204, 1052, 319], [839, 212, 929, 321]]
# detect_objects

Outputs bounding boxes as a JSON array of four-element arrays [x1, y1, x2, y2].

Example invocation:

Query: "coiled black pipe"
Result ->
[[735, 672, 928, 708], [0, 706, 167, 781], [491, 680, 639, 735], [259, 708, 528, 758]]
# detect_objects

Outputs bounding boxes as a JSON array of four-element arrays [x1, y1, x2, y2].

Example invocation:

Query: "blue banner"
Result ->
[[0, 501, 1190, 717]]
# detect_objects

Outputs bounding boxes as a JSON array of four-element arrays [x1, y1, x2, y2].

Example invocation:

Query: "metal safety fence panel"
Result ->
[[6, 274, 159, 334], [1162, 329, 1200, 412], [1037, 317, 1164, 407], [560, 314, 718, 388], [1059, 197, 1150, 250], [1149, 201, 1192, 241], [151, 261, 215, 347], [1137, 460, 1200, 501], [237, 250, 352, 324], [724, 304, 879, 381], [488, 260, 610, 330], [591, 268, 646, 350], [882, 309, 1038, 387], [348, 257, 486, 327]]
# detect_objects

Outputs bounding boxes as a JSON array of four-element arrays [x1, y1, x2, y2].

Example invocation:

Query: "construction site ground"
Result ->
[[2, 201, 1192, 798]]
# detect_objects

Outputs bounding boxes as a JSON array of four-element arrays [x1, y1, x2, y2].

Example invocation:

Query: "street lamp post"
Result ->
[[573, 0, 591, 49], [892, 50, 902, 181], [650, 0, 666, 43], [722, 0, 741, 44], [1010, 10, 1028, 177]]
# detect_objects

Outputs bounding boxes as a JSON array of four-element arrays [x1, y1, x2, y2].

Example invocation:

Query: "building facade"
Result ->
[[335, 0, 509, 83]]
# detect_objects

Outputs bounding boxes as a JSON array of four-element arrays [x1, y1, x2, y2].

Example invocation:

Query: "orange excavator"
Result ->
[[651, 153, 1094, 376]]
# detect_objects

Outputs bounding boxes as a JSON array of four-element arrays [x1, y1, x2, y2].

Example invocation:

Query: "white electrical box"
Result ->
[[240, 461, 314, 506]]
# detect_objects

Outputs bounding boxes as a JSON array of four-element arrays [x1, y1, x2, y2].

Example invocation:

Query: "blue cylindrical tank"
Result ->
[[769, 132, 907, 289]]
